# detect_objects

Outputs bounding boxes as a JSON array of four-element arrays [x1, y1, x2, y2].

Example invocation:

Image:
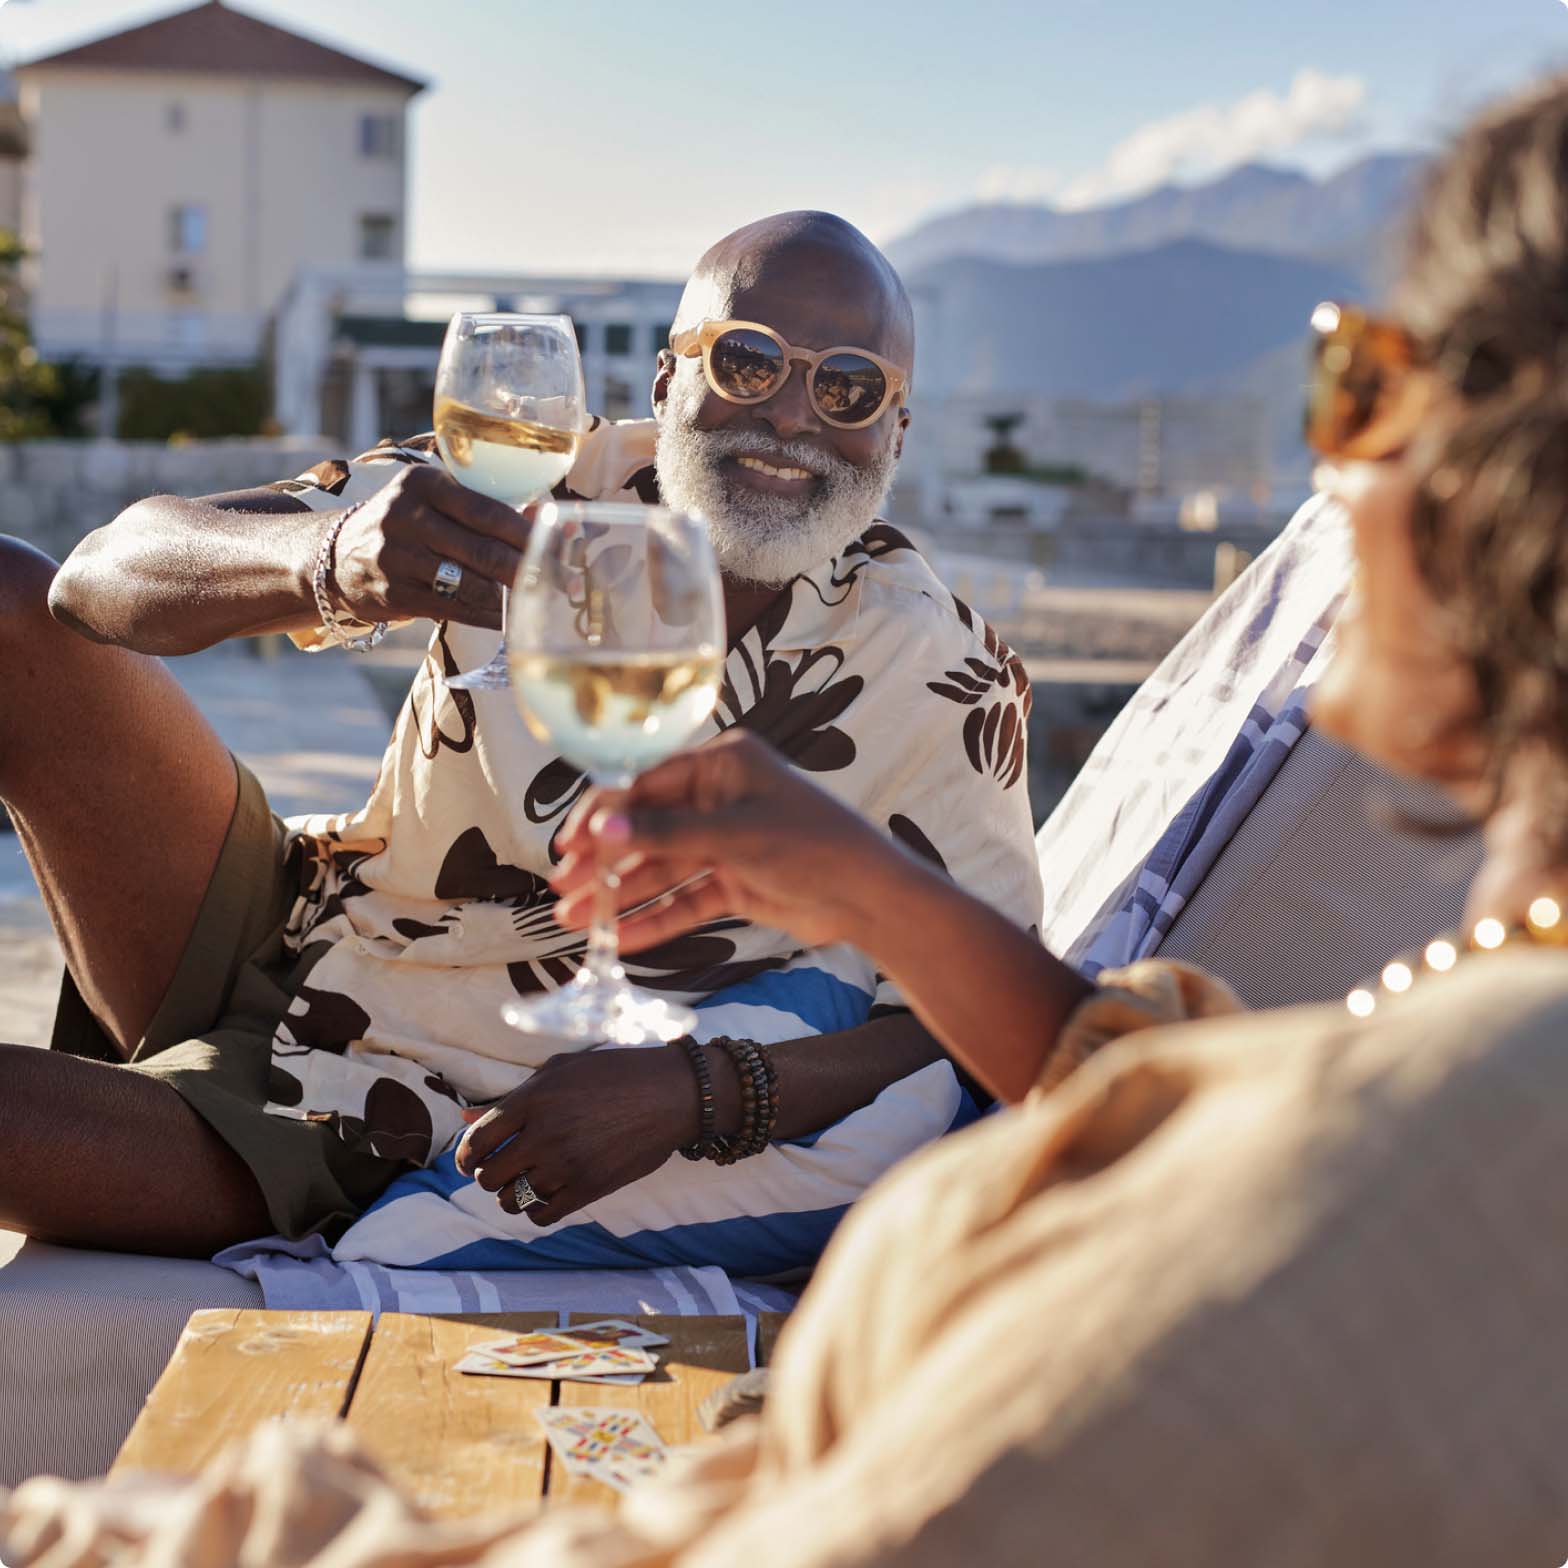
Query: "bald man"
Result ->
[[0, 213, 1044, 1264]]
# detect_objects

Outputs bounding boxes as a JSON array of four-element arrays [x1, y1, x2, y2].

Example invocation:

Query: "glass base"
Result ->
[[446, 643, 511, 690], [502, 973, 696, 1046]]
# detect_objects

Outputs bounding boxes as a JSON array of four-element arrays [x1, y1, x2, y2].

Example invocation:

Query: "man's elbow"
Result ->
[[45, 543, 118, 644], [48, 508, 199, 655]]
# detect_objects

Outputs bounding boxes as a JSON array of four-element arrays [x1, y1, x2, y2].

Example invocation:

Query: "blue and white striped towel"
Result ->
[[221, 944, 978, 1303]]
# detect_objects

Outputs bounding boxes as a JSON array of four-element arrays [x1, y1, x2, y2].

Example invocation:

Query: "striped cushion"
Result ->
[[330, 952, 977, 1278]]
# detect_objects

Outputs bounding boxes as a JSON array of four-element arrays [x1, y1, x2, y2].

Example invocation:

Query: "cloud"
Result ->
[[974, 164, 1064, 205], [860, 177, 957, 243], [1055, 69, 1367, 210]]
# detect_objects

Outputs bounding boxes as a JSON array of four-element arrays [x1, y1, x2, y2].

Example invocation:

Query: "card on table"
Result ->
[[469, 1331, 600, 1366], [536, 1406, 668, 1492], [568, 1318, 672, 1350], [457, 1345, 658, 1381]]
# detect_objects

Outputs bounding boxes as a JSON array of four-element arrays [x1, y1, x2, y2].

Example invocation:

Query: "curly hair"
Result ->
[[1394, 75, 1568, 838]]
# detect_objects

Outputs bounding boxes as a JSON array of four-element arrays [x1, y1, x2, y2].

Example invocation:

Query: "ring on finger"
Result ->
[[512, 1173, 544, 1210], [432, 558, 464, 599]]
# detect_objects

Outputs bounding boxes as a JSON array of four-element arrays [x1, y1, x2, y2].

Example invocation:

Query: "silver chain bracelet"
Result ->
[[310, 501, 388, 652]]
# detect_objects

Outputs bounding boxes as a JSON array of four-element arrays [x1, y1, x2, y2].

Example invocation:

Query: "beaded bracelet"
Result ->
[[728, 1040, 771, 1161], [676, 1036, 717, 1163], [678, 1036, 776, 1163], [680, 1036, 780, 1165]]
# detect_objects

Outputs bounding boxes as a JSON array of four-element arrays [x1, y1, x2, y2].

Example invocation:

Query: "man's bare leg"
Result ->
[[2, 537, 237, 1049], [0, 1043, 270, 1253], [0, 537, 269, 1249]]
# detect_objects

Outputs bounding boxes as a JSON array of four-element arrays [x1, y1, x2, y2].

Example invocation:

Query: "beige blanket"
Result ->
[[8, 948, 1568, 1567]]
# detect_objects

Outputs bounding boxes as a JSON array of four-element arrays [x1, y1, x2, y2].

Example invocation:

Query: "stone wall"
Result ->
[[920, 517, 1283, 588], [1049, 517, 1281, 588], [0, 436, 330, 562]]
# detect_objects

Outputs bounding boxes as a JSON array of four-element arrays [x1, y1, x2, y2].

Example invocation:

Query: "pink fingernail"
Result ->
[[595, 811, 631, 843]]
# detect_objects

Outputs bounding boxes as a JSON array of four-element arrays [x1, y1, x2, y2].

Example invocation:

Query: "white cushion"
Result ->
[[0, 1228, 262, 1485]]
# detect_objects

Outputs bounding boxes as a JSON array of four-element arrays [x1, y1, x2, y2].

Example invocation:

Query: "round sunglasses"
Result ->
[[1305, 300, 1433, 461], [671, 319, 909, 430]]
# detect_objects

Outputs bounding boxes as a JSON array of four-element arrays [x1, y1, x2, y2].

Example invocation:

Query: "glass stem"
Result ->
[[584, 865, 625, 988], [581, 770, 632, 989]]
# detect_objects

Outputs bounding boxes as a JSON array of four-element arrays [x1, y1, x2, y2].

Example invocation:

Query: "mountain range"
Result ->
[[889, 154, 1427, 478], [908, 240, 1363, 402], [888, 154, 1424, 280]]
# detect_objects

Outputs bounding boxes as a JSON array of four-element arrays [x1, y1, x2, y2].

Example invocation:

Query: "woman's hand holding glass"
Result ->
[[550, 729, 900, 954], [504, 501, 726, 1045]]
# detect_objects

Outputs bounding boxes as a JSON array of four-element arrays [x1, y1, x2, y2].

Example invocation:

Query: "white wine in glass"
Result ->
[[508, 650, 725, 779], [434, 312, 586, 690], [505, 501, 726, 1045]]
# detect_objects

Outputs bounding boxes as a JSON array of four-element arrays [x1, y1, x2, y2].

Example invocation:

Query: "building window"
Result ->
[[359, 114, 401, 159], [574, 321, 591, 352], [167, 102, 186, 133], [604, 322, 632, 356], [652, 323, 673, 353], [603, 376, 634, 421], [169, 204, 206, 255], [358, 213, 397, 261], [166, 311, 206, 348]]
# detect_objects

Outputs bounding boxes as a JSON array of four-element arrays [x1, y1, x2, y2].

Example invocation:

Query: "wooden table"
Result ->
[[111, 1308, 790, 1518]]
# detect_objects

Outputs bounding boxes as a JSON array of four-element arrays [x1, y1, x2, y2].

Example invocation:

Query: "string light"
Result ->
[[1380, 961, 1414, 994], [1346, 988, 1377, 1018], [1348, 899, 1564, 1018]]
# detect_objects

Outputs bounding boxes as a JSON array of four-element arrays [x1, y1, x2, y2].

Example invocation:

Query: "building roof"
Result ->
[[336, 315, 447, 349], [18, 1, 426, 94]]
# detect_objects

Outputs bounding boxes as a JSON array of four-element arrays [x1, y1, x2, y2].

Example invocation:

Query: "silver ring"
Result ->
[[512, 1174, 543, 1209], [432, 559, 464, 599]]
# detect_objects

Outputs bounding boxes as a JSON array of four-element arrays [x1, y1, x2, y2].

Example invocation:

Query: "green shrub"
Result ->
[[0, 230, 96, 439], [116, 364, 271, 441]]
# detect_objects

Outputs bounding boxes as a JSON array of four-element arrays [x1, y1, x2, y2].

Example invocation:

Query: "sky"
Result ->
[[4, 0, 1568, 278]]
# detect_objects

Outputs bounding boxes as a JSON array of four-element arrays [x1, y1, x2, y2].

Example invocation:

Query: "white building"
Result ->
[[937, 474, 1079, 532], [15, 0, 423, 373], [909, 391, 1272, 508]]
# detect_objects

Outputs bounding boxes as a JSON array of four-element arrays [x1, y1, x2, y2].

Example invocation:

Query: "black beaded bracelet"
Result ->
[[709, 1037, 780, 1165], [676, 1036, 783, 1165], [676, 1036, 717, 1162], [718, 1041, 761, 1165]]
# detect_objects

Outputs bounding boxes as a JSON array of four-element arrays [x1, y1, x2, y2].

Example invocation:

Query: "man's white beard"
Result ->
[[655, 373, 899, 587]]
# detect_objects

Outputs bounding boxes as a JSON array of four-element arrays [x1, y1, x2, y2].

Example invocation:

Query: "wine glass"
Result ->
[[504, 501, 726, 1044], [433, 311, 587, 690]]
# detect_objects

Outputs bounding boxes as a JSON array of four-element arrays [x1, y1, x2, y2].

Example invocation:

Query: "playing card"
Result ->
[[536, 1407, 667, 1492], [459, 1345, 657, 1381], [568, 1318, 672, 1350], [518, 1346, 658, 1381], [469, 1331, 599, 1366], [456, 1350, 559, 1379]]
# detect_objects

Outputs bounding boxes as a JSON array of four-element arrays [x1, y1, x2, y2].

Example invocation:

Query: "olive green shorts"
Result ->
[[51, 759, 400, 1241]]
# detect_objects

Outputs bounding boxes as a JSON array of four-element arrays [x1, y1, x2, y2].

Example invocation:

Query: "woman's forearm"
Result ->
[[48, 492, 328, 656], [852, 851, 1094, 1103]]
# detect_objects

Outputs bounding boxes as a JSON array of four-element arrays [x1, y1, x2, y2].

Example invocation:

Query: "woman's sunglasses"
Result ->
[[1305, 300, 1432, 461], [671, 319, 909, 430]]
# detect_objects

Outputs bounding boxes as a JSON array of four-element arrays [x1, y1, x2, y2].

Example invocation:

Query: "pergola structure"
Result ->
[[273, 266, 682, 445]]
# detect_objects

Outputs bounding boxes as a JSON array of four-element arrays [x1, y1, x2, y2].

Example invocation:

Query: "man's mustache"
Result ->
[[688, 427, 853, 484]]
